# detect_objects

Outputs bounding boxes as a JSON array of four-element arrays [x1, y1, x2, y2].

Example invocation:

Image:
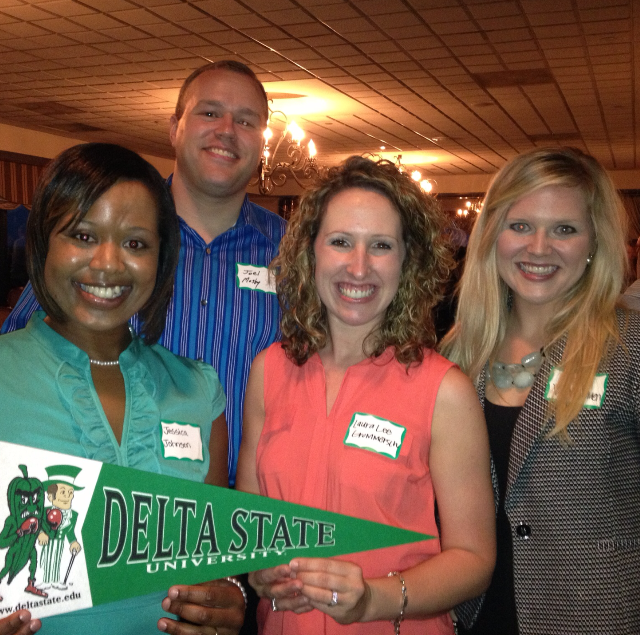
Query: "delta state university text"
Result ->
[[98, 487, 336, 574]]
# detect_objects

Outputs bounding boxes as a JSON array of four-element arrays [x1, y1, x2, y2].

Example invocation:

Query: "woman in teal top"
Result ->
[[0, 143, 244, 635]]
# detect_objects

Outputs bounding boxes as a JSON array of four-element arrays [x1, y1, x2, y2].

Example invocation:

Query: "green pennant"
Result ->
[[0, 442, 432, 619]]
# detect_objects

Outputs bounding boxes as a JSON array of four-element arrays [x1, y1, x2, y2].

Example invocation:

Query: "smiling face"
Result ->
[[49, 484, 75, 510], [44, 180, 160, 349], [313, 188, 405, 339], [169, 68, 266, 201], [496, 185, 594, 317]]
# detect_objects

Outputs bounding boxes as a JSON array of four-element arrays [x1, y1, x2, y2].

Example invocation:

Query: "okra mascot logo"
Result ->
[[0, 465, 50, 601]]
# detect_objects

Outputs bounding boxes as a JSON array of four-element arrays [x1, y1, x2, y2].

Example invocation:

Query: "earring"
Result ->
[[586, 254, 593, 265]]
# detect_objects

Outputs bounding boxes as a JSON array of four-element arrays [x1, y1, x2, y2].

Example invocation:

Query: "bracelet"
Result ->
[[387, 571, 407, 635], [225, 576, 248, 608]]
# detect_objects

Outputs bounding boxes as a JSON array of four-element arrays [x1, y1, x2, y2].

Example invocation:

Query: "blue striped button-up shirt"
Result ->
[[2, 195, 287, 484]]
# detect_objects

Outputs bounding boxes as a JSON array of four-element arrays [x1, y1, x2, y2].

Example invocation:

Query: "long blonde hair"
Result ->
[[441, 147, 628, 437]]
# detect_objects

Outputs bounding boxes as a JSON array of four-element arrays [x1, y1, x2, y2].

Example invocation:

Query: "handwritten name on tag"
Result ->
[[236, 264, 276, 294], [344, 413, 406, 459], [545, 369, 608, 409], [160, 421, 203, 461]]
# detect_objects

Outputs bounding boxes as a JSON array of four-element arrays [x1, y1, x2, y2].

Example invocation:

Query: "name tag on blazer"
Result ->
[[544, 368, 608, 409]]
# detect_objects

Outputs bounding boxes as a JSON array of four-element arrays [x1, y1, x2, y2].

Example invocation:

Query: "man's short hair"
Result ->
[[175, 60, 269, 124]]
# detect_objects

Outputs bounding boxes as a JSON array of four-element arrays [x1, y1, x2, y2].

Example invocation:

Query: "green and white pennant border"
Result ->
[[0, 442, 432, 620]]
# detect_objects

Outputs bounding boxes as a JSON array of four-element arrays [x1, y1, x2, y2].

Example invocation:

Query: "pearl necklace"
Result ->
[[88, 325, 134, 367], [89, 358, 119, 367], [488, 350, 544, 390]]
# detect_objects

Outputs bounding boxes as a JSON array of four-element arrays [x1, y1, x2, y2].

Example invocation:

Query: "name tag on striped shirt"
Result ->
[[236, 263, 276, 294]]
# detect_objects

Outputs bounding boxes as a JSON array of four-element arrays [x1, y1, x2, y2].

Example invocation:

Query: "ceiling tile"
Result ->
[[467, 2, 520, 19], [520, 0, 574, 13], [0, 20, 49, 36], [308, 4, 361, 20], [71, 12, 125, 29], [0, 0, 637, 174], [195, 0, 251, 17], [63, 29, 111, 43], [0, 3, 52, 19], [582, 19, 630, 34]]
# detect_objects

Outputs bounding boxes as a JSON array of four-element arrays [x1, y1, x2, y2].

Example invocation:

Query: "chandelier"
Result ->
[[393, 154, 437, 194], [253, 111, 325, 195], [456, 199, 482, 216]]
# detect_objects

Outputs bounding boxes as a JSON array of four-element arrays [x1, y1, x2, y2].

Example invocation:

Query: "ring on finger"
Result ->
[[328, 590, 338, 607], [271, 597, 278, 612]]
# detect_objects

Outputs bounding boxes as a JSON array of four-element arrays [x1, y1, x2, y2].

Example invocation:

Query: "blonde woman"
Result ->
[[441, 147, 640, 635]]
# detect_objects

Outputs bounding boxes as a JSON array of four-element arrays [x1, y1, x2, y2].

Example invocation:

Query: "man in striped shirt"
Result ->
[[4, 60, 286, 482]]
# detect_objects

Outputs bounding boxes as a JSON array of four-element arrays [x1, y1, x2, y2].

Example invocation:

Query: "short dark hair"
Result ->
[[27, 143, 180, 344], [175, 60, 269, 124], [273, 156, 454, 366]]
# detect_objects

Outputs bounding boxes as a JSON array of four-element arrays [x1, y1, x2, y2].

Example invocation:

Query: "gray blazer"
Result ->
[[463, 309, 640, 634]]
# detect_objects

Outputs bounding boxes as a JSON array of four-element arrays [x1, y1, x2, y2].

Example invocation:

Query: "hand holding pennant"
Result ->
[[0, 441, 432, 620]]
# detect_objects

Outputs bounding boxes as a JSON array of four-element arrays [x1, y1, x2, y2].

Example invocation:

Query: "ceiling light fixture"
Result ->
[[253, 110, 325, 195], [394, 154, 436, 194], [457, 199, 482, 216]]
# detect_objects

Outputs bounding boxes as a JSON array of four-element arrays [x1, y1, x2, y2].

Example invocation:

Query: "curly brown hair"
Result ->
[[272, 155, 454, 366]]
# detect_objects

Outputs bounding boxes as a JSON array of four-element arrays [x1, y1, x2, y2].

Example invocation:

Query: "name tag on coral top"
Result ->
[[236, 263, 276, 294], [160, 421, 203, 461], [544, 369, 608, 409], [344, 413, 406, 459]]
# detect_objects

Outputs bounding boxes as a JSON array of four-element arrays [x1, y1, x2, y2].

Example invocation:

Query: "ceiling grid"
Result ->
[[0, 0, 637, 177]]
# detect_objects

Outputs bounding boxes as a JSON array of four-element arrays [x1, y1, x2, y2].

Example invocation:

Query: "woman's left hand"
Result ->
[[289, 558, 370, 625], [157, 578, 245, 635]]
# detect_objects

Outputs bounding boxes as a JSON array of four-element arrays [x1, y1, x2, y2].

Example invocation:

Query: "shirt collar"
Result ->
[[172, 190, 270, 246], [27, 311, 143, 370], [166, 174, 274, 243]]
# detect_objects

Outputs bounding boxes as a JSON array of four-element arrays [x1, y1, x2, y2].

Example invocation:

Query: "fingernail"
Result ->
[[30, 622, 40, 633], [290, 559, 298, 570], [161, 598, 171, 611], [168, 587, 179, 599], [157, 619, 167, 632]]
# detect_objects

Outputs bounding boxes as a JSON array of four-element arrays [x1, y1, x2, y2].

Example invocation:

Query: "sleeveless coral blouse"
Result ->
[[256, 344, 455, 635]]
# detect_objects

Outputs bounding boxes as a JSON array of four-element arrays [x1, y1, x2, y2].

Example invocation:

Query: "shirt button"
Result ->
[[516, 522, 532, 539], [205, 248, 211, 255], [200, 299, 208, 306]]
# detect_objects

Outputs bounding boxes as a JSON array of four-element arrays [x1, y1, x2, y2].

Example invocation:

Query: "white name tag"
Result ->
[[544, 369, 608, 409], [160, 421, 203, 461], [344, 413, 406, 459], [236, 263, 276, 294]]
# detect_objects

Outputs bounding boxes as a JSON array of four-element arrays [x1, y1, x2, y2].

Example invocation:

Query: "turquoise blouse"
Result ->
[[0, 312, 226, 634]]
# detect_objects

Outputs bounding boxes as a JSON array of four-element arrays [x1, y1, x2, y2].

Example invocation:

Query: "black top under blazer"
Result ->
[[468, 308, 640, 634]]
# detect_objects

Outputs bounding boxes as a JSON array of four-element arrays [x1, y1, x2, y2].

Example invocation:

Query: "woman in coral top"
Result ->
[[236, 157, 495, 635]]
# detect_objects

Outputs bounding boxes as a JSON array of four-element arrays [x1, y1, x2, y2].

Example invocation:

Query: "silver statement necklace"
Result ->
[[488, 349, 544, 390]]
